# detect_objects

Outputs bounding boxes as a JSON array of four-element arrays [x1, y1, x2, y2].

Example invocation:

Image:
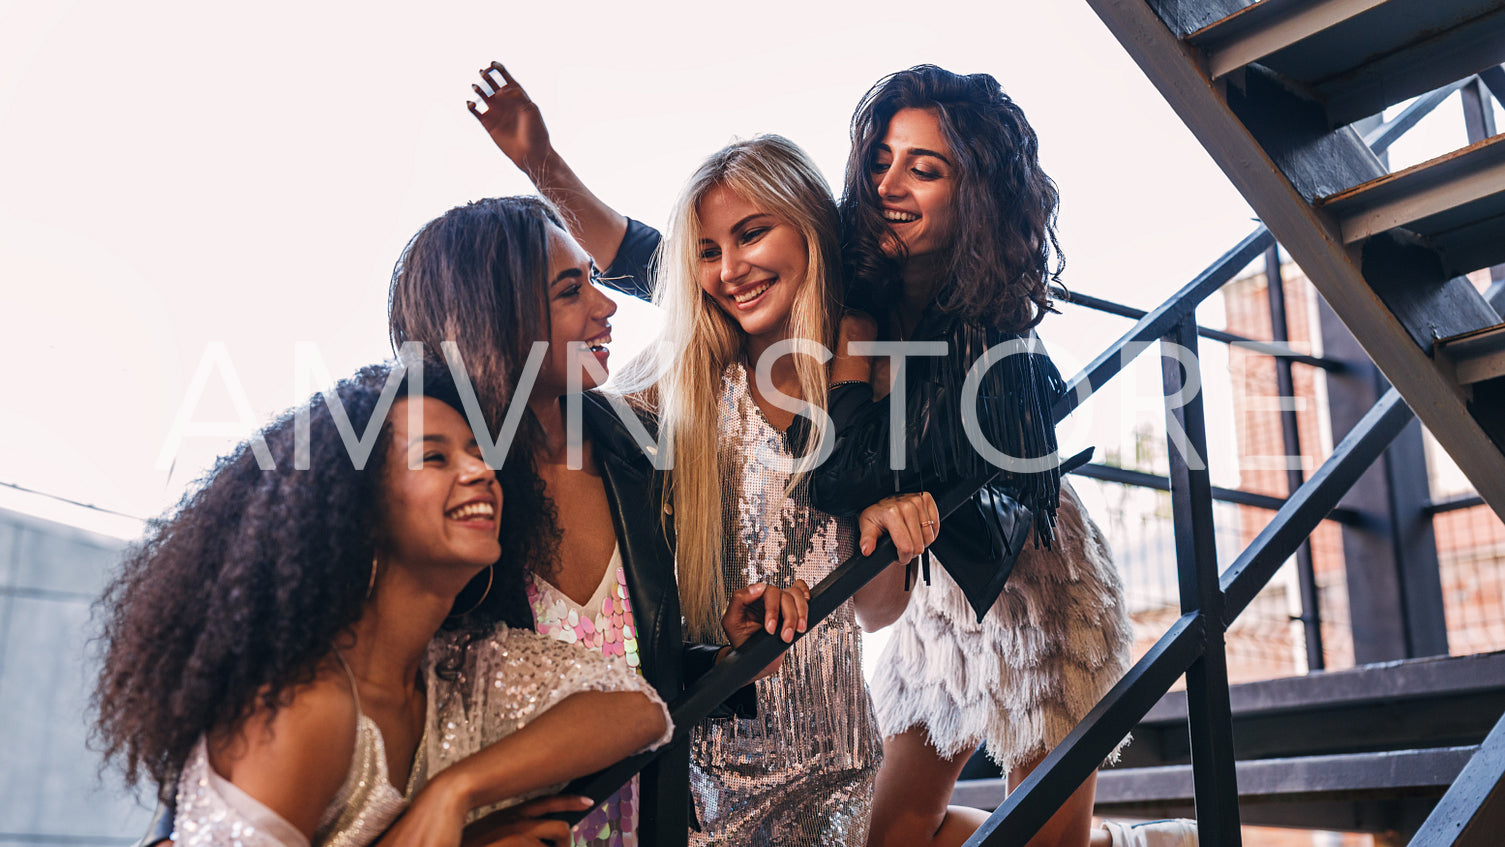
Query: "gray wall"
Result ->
[[0, 508, 151, 847]]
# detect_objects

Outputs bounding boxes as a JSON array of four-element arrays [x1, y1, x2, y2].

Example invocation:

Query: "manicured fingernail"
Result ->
[[799, 618, 807, 631], [767, 620, 776, 633], [580, 797, 595, 806], [783, 627, 794, 641]]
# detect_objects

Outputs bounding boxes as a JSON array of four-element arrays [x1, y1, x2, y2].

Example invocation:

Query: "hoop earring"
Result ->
[[450, 564, 494, 618], [366, 555, 379, 600]]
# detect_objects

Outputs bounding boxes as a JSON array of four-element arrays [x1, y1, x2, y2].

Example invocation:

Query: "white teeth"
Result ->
[[446, 502, 494, 520], [734, 282, 771, 304], [585, 334, 611, 352], [884, 210, 919, 223]]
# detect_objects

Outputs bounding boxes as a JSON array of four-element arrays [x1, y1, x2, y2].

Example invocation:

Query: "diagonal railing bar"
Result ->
[[1060, 290, 1341, 371], [1077, 462, 1364, 525], [1221, 388, 1414, 620], [965, 614, 1206, 846], [1054, 226, 1274, 420], [1409, 707, 1505, 845], [1363, 77, 1475, 155]]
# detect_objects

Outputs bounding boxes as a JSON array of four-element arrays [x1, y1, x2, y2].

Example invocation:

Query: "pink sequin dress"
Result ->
[[528, 545, 646, 847]]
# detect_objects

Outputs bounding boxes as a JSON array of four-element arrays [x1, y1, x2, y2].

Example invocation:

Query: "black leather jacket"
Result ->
[[796, 309, 1068, 623]]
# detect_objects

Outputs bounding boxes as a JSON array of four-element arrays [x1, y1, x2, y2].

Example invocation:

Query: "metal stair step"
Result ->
[[1317, 133, 1505, 274], [1185, 0, 1505, 127], [1186, 0, 1393, 80], [1124, 651, 1505, 765], [1439, 323, 1505, 384], [952, 746, 1477, 810]]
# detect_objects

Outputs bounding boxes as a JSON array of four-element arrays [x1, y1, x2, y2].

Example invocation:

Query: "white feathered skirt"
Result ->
[[869, 481, 1133, 772]]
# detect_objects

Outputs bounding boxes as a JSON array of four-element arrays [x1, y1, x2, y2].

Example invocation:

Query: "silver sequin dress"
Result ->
[[172, 626, 670, 847], [689, 363, 883, 847]]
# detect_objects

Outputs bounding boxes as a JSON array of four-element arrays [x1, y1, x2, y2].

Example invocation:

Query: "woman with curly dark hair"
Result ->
[[93, 364, 671, 847], [817, 66, 1171, 847]]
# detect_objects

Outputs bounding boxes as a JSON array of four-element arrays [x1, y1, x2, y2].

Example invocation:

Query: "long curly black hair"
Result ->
[[841, 64, 1064, 332], [91, 364, 533, 801], [389, 195, 564, 579]]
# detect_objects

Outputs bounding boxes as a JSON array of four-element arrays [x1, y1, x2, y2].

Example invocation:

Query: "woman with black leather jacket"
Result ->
[[827, 66, 1143, 847]]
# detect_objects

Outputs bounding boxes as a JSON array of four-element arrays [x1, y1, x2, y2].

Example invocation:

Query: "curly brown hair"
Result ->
[[841, 64, 1064, 332], [90, 364, 533, 801]]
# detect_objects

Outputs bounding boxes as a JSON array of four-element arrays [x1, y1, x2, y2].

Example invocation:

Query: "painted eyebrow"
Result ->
[[875, 142, 953, 167]]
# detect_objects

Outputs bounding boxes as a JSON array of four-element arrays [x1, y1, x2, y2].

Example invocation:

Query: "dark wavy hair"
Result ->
[[389, 195, 564, 579], [841, 64, 1064, 332], [91, 364, 532, 800]]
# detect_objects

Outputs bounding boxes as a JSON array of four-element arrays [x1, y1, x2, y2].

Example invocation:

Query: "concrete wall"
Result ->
[[0, 508, 151, 847]]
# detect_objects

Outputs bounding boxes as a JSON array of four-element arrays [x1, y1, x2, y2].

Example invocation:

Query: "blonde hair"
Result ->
[[620, 135, 844, 641]]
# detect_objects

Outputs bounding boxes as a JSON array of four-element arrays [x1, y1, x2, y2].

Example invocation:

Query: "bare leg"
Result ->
[[1008, 753, 1110, 847], [866, 728, 990, 847]]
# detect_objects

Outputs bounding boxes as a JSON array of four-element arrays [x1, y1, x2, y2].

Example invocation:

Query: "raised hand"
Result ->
[[467, 61, 552, 176]]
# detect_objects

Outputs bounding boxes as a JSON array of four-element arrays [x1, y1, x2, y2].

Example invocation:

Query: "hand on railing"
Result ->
[[719, 580, 811, 681]]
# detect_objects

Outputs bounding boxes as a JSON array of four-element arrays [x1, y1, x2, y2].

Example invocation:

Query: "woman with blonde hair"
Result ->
[[472, 68, 939, 846]]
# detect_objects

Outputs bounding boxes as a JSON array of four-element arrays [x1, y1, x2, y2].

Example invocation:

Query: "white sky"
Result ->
[[1, 0, 1490, 538]]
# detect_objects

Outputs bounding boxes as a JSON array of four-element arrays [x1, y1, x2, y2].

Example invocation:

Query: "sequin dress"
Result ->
[[426, 623, 673, 820], [689, 362, 882, 847], [173, 656, 422, 847], [173, 627, 671, 847], [528, 546, 647, 847]]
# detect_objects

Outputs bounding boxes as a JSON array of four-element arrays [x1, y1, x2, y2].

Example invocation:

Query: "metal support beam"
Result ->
[[1460, 74, 1505, 286], [1265, 246, 1325, 669], [1317, 297, 1450, 660], [1164, 318, 1241, 845]]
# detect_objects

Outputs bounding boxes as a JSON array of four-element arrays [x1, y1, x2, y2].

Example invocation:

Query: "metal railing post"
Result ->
[[1164, 316, 1241, 844]]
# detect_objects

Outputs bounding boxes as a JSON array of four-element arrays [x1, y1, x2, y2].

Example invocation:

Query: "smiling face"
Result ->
[[379, 397, 502, 581], [534, 224, 617, 398], [870, 107, 958, 261], [695, 184, 807, 344]]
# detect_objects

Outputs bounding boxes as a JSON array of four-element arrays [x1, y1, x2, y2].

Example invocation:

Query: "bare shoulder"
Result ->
[[205, 658, 360, 834]]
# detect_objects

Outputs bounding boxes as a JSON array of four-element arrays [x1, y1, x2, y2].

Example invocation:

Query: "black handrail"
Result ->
[[1075, 462, 1363, 525], [1057, 289, 1342, 371], [1053, 226, 1275, 421]]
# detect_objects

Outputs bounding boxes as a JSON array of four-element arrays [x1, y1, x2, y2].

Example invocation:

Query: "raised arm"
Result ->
[[468, 62, 628, 270]]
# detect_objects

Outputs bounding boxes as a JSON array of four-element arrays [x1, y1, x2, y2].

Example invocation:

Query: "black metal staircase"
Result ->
[[1086, 0, 1505, 516]]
